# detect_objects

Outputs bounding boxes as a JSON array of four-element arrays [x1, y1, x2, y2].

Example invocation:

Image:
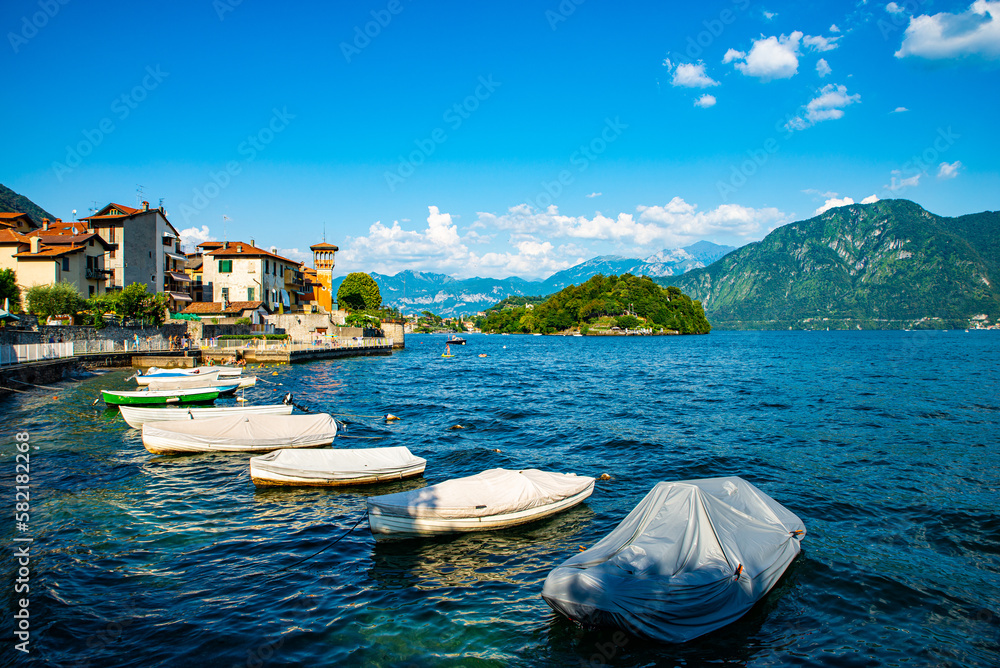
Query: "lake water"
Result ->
[[2, 331, 999, 667]]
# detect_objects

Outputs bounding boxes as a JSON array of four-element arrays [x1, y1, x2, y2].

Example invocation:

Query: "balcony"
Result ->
[[86, 267, 113, 279]]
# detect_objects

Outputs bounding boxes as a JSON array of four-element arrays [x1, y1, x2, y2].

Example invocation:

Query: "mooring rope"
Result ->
[[276, 512, 369, 573]]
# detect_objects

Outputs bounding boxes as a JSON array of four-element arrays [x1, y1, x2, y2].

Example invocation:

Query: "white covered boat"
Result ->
[[119, 402, 293, 429], [141, 413, 338, 455], [136, 366, 241, 385], [250, 446, 426, 487], [541, 476, 806, 643], [144, 375, 256, 392], [366, 468, 594, 538]]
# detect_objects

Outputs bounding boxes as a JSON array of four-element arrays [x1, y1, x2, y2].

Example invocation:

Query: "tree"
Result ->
[[117, 283, 150, 320], [25, 282, 85, 320], [337, 273, 382, 311], [0, 269, 20, 313]]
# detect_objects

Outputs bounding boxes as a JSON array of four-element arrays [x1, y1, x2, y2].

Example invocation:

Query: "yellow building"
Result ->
[[309, 242, 339, 312]]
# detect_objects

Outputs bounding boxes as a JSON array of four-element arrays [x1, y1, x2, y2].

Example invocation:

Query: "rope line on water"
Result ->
[[336, 435, 384, 439], [277, 512, 369, 573], [329, 412, 390, 419]]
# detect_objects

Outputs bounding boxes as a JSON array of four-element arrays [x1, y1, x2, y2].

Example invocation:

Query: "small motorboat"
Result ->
[[136, 366, 241, 385], [119, 400, 293, 429], [250, 446, 426, 487], [541, 476, 806, 643], [447, 335, 466, 345], [135, 368, 222, 386], [141, 413, 338, 455], [366, 468, 595, 539], [102, 387, 221, 406]]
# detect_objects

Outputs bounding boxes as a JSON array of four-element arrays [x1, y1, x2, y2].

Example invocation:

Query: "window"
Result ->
[[248, 287, 254, 301], [221, 287, 229, 302], [62, 257, 70, 271], [218, 259, 232, 273], [89, 239, 94, 247], [110, 248, 116, 259], [265, 259, 269, 274], [280, 265, 284, 277], [89, 285, 95, 297]]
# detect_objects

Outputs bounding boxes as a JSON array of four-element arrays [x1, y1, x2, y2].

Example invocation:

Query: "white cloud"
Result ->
[[694, 94, 717, 108], [815, 197, 855, 215], [807, 84, 861, 122], [786, 84, 861, 130], [896, 1, 1000, 60], [886, 170, 922, 191], [886, 2, 905, 14], [816, 58, 832, 76], [728, 32, 803, 80], [764, 10, 777, 20], [937, 160, 963, 179], [804, 34, 841, 51], [891, 106, 909, 112], [586, 192, 602, 198], [803, 188, 841, 198], [179, 225, 215, 252], [830, 24, 841, 32], [665, 60, 720, 88], [861, 195, 880, 204]]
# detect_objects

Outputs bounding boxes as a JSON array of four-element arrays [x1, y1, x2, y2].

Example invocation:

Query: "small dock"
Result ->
[[200, 338, 394, 365]]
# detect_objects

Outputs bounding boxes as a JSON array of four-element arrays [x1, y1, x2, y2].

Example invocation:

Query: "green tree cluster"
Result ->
[[86, 283, 169, 328], [0, 269, 21, 313], [478, 274, 711, 335], [337, 273, 382, 311], [25, 282, 85, 321]]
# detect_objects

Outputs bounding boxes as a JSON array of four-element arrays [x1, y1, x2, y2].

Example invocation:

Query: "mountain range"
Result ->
[[660, 199, 1000, 329], [0, 184, 55, 223], [333, 242, 736, 317]]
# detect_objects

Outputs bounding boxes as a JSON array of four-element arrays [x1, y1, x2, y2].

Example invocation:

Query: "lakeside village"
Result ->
[[0, 199, 709, 376]]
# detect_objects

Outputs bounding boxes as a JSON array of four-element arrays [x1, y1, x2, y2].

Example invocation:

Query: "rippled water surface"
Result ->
[[2, 331, 999, 667]]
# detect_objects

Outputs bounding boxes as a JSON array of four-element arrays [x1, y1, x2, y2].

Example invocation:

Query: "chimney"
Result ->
[[250, 239, 255, 247], [223, 241, 229, 249], [30, 237, 40, 254], [42, 218, 50, 231], [142, 201, 149, 211], [55, 218, 62, 224]]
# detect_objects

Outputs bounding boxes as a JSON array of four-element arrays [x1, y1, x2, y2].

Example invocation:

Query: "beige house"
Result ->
[[82, 201, 192, 312], [202, 241, 303, 312]]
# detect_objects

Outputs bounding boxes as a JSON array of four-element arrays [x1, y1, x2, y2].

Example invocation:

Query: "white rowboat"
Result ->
[[141, 413, 338, 455], [136, 366, 241, 385], [120, 403, 293, 429], [367, 468, 594, 539], [144, 376, 256, 391], [250, 446, 426, 487]]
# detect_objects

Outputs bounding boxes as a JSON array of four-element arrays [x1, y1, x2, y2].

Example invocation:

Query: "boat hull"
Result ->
[[102, 389, 220, 406], [367, 484, 593, 538], [142, 434, 334, 455], [251, 461, 425, 487], [140, 413, 338, 455], [119, 403, 292, 429], [135, 369, 223, 386]]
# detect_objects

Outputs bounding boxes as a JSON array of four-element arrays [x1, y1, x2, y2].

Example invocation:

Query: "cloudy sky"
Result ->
[[4, 0, 998, 279]]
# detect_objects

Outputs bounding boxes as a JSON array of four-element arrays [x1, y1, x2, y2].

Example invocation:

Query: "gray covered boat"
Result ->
[[541, 476, 805, 643]]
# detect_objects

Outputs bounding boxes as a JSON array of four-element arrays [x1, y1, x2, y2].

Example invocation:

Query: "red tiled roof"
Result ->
[[309, 242, 340, 250], [180, 300, 265, 315], [197, 241, 224, 249], [25, 231, 112, 249], [15, 244, 86, 259], [206, 241, 298, 265], [0, 229, 29, 244]]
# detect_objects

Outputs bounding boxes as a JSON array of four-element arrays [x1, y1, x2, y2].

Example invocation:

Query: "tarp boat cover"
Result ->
[[144, 376, 250, 392], [541, 477, 806, 643], [250, 446, 426, 487], [367, 468, 595, 538], [119, 403, 293, 429], [135, 368, 222, 386], [141, 413, 338, 454]]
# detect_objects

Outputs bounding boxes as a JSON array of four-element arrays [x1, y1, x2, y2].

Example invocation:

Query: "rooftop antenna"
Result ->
[[323, 221, 326, 243], [223, 214, 230, 241], [158, 198, 164, 210], [89, 201, 100, 215], [136, 184, 146, 207], [72, 209, 77, 221]]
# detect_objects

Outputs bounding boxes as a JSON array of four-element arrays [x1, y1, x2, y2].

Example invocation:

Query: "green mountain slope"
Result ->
[[0, 184, 55, 224], [659, 200, 1000, 330]]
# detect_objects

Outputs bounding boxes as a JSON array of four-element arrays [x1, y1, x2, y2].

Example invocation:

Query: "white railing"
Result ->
[[199, 337, 393, 353], [71, 339, 170, 354], [0, 342, 75, 366]]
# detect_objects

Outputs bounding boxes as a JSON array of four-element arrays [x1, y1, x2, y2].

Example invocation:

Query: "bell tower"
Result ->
[[310, 242, 339, 312]]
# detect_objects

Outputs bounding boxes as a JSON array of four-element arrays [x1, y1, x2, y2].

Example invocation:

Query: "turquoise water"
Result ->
[[2, 331, 999, 667]]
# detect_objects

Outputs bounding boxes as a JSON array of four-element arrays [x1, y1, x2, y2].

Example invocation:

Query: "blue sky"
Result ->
[[3, 0, 998, 279]]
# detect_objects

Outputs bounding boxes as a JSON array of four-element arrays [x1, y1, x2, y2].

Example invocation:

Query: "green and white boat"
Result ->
[[102, 387, 221, 406]]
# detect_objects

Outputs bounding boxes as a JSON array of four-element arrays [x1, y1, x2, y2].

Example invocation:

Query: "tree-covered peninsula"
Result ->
[[476, 274, 710, 335]]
